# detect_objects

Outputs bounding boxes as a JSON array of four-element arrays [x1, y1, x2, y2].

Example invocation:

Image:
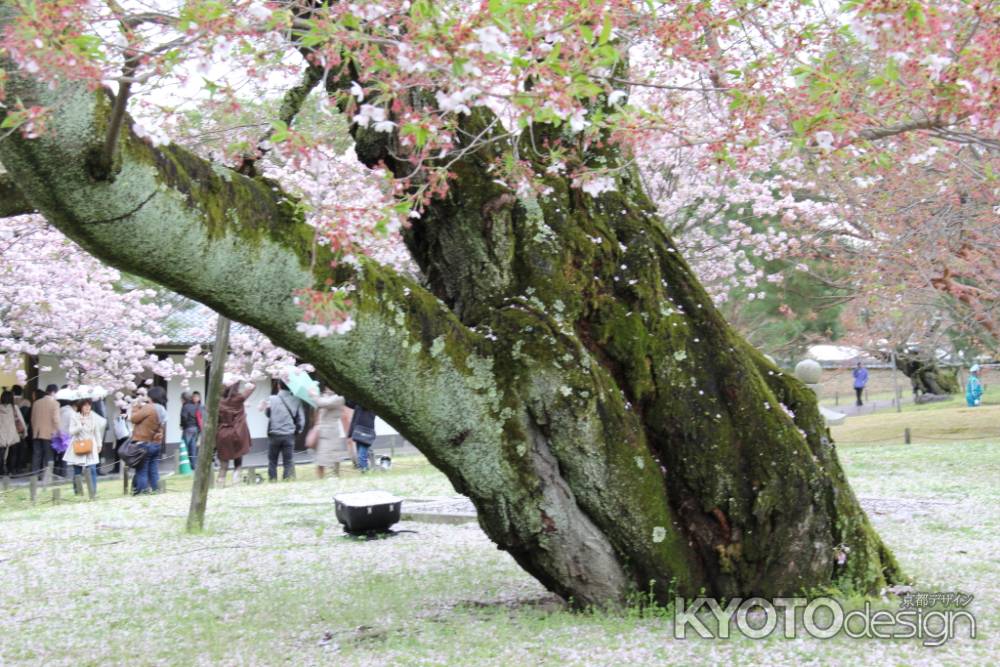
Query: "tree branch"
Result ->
[[235, 63, 326, 176], [858, 116, 969, 142]]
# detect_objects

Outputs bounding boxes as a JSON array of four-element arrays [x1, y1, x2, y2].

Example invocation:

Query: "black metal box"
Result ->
[[334, 492, 402, 534]]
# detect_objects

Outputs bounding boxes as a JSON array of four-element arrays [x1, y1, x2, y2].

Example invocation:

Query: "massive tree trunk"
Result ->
[[0, 38, 901, 607]]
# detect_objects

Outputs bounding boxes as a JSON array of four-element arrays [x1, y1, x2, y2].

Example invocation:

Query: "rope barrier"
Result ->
[[0, 449, 409, 499], [0, 450, 181, 496], [837, 433, 998, 445]]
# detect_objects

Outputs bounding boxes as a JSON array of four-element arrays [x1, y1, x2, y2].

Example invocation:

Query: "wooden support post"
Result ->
[[123, 466, 130, 496], [187, 314, 230, 533], [835, 391, 839, 406], [891, 350, 902, 414], [51, 487, 60, 505], [42, 462, 53, 485], [29, 476, 37, 503], [904, 427, 911, 445], [157, 479, 167, 493], [1, 475, 9, 492]]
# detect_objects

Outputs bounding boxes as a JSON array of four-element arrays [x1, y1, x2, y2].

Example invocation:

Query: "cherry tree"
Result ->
[[2, 0, 994, 607], [0, 212, 180, 390], [0, 212, 315, 395]]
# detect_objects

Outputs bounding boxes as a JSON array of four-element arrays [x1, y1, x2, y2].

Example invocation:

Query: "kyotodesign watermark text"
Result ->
[[673, 594, 975, 646]]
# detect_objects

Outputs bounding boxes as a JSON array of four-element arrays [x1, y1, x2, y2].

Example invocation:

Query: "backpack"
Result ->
[[118, 438, 146, 469]]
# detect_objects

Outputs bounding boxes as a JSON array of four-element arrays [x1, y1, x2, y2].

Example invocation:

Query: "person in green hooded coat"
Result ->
[[966, 365, 984, 407]]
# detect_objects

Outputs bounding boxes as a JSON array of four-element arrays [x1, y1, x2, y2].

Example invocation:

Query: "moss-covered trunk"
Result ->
[[894, 351, 959, 396], [0, 27, 901, 607]]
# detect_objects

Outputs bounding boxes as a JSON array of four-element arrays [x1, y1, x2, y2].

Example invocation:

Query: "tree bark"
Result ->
[[0, 31, 901, 606], [0, 172, 33, 217]]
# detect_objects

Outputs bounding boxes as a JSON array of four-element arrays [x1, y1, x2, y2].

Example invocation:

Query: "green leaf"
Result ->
[[595, 44, 620, 66], [904, 1, 926, 25], [270, 119, 289, 143], [401, 123, 430, 148], [599, 13, 613, 45], [885, 57, 900, 82], [1, 112, 23, 130]]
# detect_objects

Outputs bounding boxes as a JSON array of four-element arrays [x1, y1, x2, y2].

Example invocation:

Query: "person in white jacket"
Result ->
[[0, 390, 27, 476], [65, 399, 106, 496]]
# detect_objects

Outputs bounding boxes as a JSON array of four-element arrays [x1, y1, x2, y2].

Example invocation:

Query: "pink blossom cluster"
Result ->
[[1, 0, 995, 332], [0, 215, 179, 390]]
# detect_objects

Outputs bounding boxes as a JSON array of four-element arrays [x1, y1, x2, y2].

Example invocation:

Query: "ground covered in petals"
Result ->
[[1, 442, 997, 666]]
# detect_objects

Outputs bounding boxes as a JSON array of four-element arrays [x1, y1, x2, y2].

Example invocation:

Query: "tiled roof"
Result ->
[[158, 301, 257, 347]]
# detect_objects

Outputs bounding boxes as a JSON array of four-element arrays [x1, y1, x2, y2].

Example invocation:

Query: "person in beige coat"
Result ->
[[0, 390, 27, 476], [30, 384, 61, 480], [311, 388, 352, 479], [65, 399, 106, 495]]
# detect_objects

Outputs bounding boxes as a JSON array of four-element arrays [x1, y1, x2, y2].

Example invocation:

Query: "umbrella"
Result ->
[[285, 367, 318, 407], [54, 387, 79, 401]]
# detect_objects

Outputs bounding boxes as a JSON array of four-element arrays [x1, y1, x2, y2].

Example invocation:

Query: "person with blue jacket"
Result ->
[[852, 361, 869, 406], [966, 365, 984, 407]]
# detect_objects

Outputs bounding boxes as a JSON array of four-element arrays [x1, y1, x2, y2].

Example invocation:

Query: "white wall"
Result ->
[[246, 382, 272, 440], [165, 355, 206, 444]]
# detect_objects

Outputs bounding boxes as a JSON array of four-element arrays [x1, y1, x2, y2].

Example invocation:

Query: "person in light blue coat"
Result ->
[[965, 365, 984, 407]]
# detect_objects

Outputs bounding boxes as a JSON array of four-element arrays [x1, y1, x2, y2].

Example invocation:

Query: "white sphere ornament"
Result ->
[[794, 359, 823, 385]]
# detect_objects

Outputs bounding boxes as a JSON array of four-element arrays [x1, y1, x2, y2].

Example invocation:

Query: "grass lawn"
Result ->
[[831, 400, 1000, 444], [1, 442, 997, 666]]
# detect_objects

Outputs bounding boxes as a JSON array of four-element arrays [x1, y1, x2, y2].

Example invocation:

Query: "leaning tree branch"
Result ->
[[0, 32, 496, 489]]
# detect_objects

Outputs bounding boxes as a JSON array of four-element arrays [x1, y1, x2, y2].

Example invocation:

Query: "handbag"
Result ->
[[350, 424, 376, 446], [72, 438, 94, 455], [50, 432, 69, 454], [304, 425, 320, 449], [118, 438, 147, 469], [113, 415, 131, 440]]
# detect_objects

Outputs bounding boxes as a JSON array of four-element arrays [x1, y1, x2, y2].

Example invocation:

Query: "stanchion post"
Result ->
[[904, 427, 911, 445]]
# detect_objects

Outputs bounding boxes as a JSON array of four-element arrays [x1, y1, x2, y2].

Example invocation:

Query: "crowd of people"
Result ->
[[0, 377, 380, 496]]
